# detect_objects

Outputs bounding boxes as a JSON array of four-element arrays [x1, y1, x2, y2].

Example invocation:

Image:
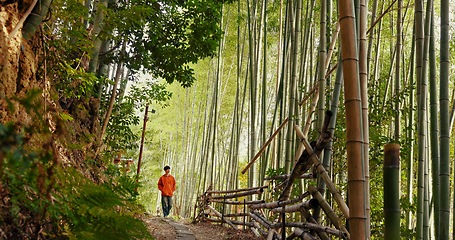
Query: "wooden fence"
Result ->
[[194, 111, 350, 239]]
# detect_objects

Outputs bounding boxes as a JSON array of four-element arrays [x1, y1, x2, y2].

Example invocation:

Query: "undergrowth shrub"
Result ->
[[0, 123, 152, 239]]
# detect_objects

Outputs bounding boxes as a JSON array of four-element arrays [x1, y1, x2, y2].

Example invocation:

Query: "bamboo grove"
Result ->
[[137, 0, 455, 239]]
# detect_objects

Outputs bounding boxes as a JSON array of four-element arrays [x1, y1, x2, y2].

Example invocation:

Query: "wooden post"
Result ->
[[243, 199, 246, 230], [136, 104, 149, 183], [206, 205, 236, 229], [281, 208, 286, 239], [384, 143, 400, 240], [222, 196, 226, 227]]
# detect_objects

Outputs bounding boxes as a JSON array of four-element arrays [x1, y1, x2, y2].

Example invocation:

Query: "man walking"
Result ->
[[158, 166, 176, 217]]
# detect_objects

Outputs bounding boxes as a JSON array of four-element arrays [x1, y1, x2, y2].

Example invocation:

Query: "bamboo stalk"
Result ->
[[222, 213, 249, 218], [279, 112, 333, 201], [440, 0, 450, 237], [209, 199, 265, 205], [8, 0, 39, 38], [252, 220, 268, 236], [241, 118, 289, 174], [278, 223, 346, 239], [266, 229, 281, 240], [203, 217, 255, 227], [366, 0, 398, 35], [208, 186, 267, 194], [384, 144, 400, 240], [298, 209, 331, 240], [325, 22, 341, 73], [251, 192, 310, 209], [299, 84, 319, 106], [264, 173, 314, 180], [308, 186, 350, 238], [206, 205, 237, 229], [249, 211, 272, 229], [302, 89, 320, 137], [296, 130, 349, 219], [287, 228, 318, 240], [209, 188, 263, 200], [338, 0, 367, 237], [272, 199, 319, 213]]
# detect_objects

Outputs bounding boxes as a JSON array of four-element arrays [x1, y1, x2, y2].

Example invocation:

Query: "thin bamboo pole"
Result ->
[[203, 217, 255, 227], [317, 0, 327, 133], [251, 192, 309, 209], [394, 0, 403, 142], [209, 189, 263, 200], [298, 134, 349, 219], [405, 25, 416, 231], [415, 0, 428, 237], [264, 173, 314, 180], [275, 223, 346, 239], [278, 112, 333, 201], [439, 0, 450, 238], [359, 0, 370, 236], [428, 6, 440, 238], [206, 205, 237, 229], [242, 118, 289, 174], [209, 199, 265, 205], [208, 186, 267, 194], [271, 199, 318, 213], [303, 89, 320, 137], [308, 186, 350, 238]]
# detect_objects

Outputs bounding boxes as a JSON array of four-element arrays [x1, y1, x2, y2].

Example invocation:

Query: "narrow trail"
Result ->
[[142, 215, 264, 240], [162, 218, 196, 240]]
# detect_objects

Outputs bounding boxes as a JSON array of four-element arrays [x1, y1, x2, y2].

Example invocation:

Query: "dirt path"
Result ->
[[142, 216, 264, 240]]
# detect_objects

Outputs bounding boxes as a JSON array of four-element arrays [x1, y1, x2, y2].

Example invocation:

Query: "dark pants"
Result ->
[[161, 196, 173, 217]]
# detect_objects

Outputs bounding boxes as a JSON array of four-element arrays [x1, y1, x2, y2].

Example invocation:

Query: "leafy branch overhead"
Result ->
[[129, 82, 172, 109], [99, 0, 235, 87]]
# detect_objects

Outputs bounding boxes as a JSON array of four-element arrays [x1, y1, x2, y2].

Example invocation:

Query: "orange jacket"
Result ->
[[158, 174, 176, 196]]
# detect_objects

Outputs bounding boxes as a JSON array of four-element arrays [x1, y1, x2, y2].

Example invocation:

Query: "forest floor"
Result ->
[[142, 215, 264, 240]]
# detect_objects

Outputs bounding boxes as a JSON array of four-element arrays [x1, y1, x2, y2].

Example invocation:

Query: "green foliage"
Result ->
[[103, 81, 172, 153], [128, 81, 173, 109], [104, 100, 141, 152], [57, 62, 101, 100], [265, 167, 303, 199]]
